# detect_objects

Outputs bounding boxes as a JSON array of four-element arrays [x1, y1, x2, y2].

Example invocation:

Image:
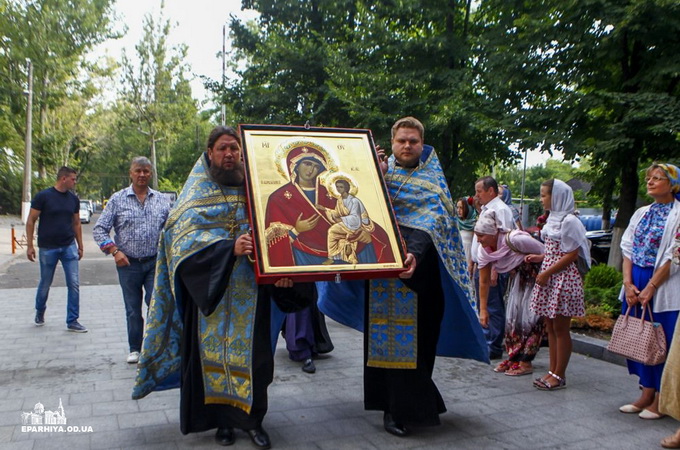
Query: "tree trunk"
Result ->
[[607, 141, 641, 270]]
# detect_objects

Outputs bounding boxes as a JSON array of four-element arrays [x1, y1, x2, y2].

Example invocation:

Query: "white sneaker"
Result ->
[[126, 351, 140, 364]]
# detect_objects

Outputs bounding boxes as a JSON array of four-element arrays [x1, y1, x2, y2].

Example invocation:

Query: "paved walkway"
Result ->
[[0, 280, 678, 449]]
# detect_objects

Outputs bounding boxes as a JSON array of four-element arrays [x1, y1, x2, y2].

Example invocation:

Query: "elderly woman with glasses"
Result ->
[[618, 163, 680, 420]]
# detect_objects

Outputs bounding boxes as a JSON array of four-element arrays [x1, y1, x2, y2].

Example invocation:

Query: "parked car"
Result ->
[[586, 229, 612, 266], [80, 199, 94, 214], [79, 203, 92, 224]]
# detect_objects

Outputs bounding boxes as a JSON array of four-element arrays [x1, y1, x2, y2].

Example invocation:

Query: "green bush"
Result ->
[[583, 264, 622, 319], [584, 264, 622, 289], [584, 286, 621, 318]]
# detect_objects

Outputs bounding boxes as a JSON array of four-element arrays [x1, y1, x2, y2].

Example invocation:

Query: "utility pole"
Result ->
[[21, 59, 33, 224], [221, 24, 226, 126]]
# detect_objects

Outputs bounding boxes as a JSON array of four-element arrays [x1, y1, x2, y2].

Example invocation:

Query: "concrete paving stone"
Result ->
[[446, 397, 503, 418], [364, 425, 464, 450], [0, 424, 15, 443], [330, 402, 373, 419], [484, 410, 552, 435], [116, 410, 168, 430], [69, 390, 114, 406], [112, 388, 136, 402], [70, 414, 120, 433], [136, 394, 178, 412], [267, 382, 306, 398], [315, 434, 380, 450], [109, 367, 138, 382], [93, 379, 135, 393], [89, 428, 146, 450], [485, 425, 568, 448], [127, 443, 179, 450], [0, 410, 25, 427], [92, 400, 140, 417], [268, 443, 321, 450], [323, 416, 377, 438], [60, 403, 93, 420], [273, 421, 339, 444], [174, 432, 233, 450], [441, 414, 512, 438], [0, 399, 25, 413], [1, 362, 39, 372], [0, 442, 33, 450], [164, 408, 180, 425], [261, 410, 293, 428], [16, 426, 94, 446], [139, 423, 185, 444], [282, 405, 344, 424], [545, 416, 604, 441], [413, 435, 508, 450], [268, 394, 306, 413], [54, 382, 97, 395]]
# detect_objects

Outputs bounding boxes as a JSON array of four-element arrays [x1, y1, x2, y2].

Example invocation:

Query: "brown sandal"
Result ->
[[661, 430, 680, 449]]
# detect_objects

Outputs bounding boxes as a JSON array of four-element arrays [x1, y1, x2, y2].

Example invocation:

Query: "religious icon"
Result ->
[[239, 124, 406, 283]]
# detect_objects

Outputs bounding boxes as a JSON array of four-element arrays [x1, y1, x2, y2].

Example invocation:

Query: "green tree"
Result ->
[[476, 0, 680, 267], [218, 1, 514, 197], [0, 0, 119, 180], [120, 3, 199, 189]]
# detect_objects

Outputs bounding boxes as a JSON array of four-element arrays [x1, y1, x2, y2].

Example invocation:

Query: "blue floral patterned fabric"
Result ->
[[132, 153, 257, 413], [632, 202, 673, 267]]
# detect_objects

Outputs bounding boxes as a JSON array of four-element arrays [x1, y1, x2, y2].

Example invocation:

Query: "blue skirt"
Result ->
[[622, 265, 679, 391]]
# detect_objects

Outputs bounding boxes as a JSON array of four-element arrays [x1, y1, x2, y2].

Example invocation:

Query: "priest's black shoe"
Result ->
[[383, 412, 409, 437], [302, 358, 316, 374], [215, 427, 235, 446], [246, 426, 271, 449]]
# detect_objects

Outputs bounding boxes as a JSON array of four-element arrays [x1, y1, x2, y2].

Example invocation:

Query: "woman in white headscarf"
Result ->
[[530, 179, 590, 390], [475, 211, 545, 376]]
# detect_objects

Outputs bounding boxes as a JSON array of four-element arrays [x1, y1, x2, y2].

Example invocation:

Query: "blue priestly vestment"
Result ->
[[318, 145, 489, 365]]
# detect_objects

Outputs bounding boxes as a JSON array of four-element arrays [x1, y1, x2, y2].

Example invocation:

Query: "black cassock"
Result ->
[[364, 227, 447, 427], [176, 240, 313, 433]]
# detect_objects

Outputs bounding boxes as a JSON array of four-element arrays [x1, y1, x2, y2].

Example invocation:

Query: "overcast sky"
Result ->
[[94, 0, 257, 105]]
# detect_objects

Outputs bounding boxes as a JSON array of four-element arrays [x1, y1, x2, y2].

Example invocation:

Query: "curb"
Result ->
[[571, 332, 626, 367]]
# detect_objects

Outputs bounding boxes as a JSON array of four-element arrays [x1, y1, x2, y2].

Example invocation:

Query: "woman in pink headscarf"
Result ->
[[475, 211, 545, 376]]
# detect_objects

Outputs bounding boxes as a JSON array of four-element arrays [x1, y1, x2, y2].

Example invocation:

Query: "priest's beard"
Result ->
[[210, 161, 245, 187]]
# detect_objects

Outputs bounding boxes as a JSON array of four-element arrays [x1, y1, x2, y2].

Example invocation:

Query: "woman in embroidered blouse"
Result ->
[[475, 212, 545, 376], [619, 163, 680, 420]]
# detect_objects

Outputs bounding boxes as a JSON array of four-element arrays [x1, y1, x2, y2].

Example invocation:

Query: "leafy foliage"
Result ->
[[583, 264, 623, 318], [584, 264, 623, 290]]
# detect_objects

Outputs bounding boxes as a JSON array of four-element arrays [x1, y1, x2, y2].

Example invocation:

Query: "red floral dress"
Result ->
[[530, 237, 585, 318]]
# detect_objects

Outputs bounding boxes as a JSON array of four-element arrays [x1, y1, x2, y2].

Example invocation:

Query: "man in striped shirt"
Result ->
[[93, 156, 171, 364]]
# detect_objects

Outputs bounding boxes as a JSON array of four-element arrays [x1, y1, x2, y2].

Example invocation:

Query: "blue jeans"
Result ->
[[116, 257, 156, 352], [475, 269, 507, 356], [36, 243, 80, 325]]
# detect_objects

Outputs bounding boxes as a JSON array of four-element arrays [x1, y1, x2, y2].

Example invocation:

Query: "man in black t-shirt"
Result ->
[[26, 166, 87, 332]]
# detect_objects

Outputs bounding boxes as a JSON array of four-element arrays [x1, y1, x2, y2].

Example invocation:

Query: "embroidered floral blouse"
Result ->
[[632, 202, 674, 267]]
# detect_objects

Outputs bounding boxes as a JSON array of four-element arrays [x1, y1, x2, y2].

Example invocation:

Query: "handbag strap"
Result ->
[[505, 230, 526, 254]]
